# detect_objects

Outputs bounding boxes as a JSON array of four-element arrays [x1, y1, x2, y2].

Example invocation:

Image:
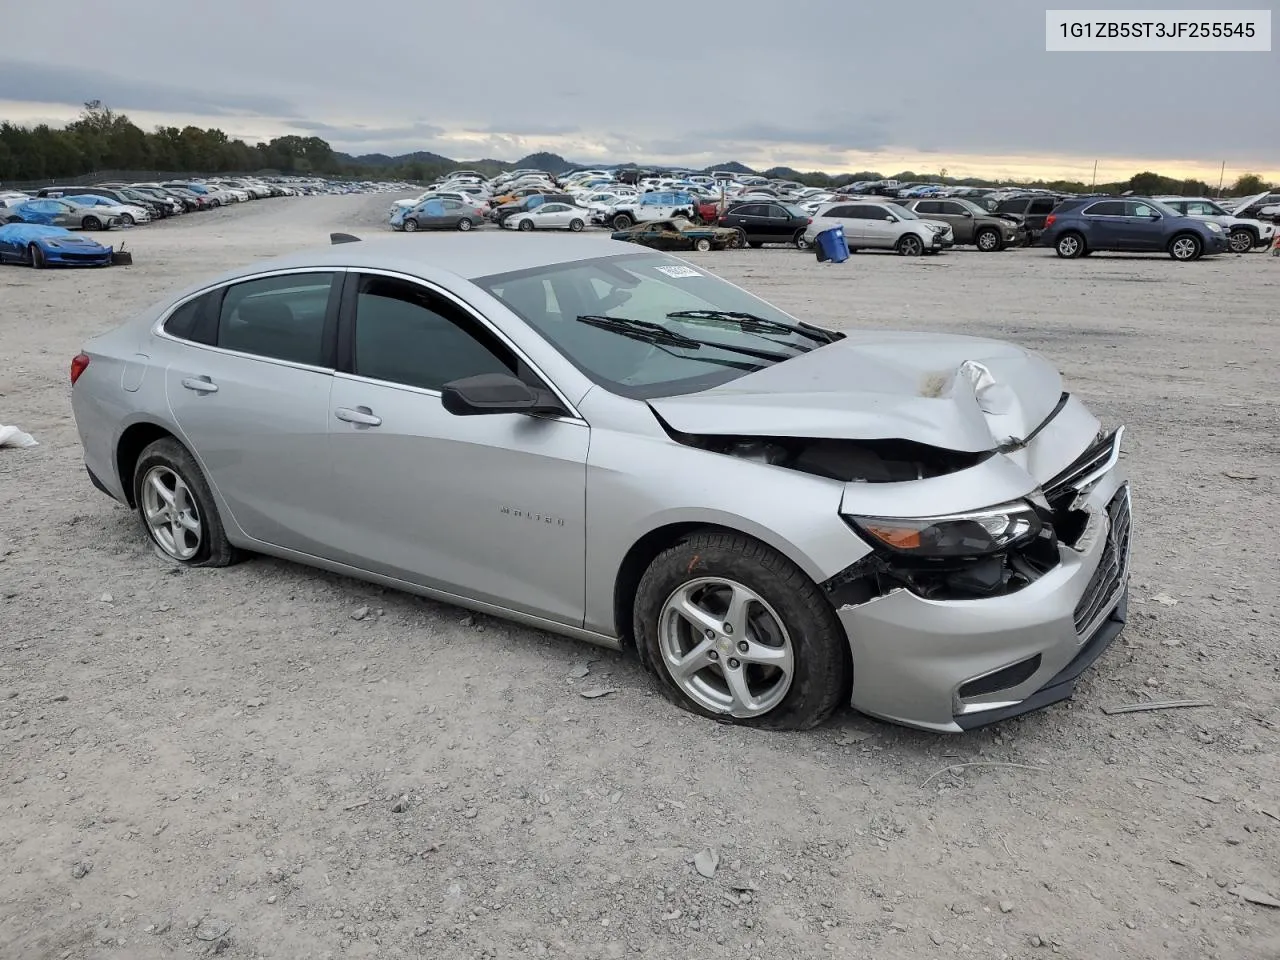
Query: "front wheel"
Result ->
[[693, 237, 712, 252], [403, 218, 419, 232], [518, 219, 534, 231], [569, 218, 584, 232], [896, 234, 924, 256], [457, 217, 473, 231], [1228, 229, 1253, 253], [210, 199, 221, 208], [634, 530, 848, 730], [119, 213, 135, 226], [975, 227, 1001, 251], [29, 243, 46, 269], [82, 216, 103, 231], [1168, 233, 1202, 261], [612, 213, 634, 230], [133, 438, 239, 567]]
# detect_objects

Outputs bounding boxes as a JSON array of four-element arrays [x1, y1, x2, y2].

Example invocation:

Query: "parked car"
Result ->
[[392, 197, 480, 232], [803, 201, 953, 255], [608, 192, 699, 230], [0, 223, 113, 268], [38, 186, 165, 221], [2, 198, 117, 230], [64, 195, 152, 226], [1041, 197, 1229, 261], [611, 218, 741, 251], [717, 202, 812, 248], [1222, 192, 1280, 221], [897, 198, 1024, 251], [492, 193, 575, 226], [1154, 196, 1275, 252], [69, 233, 1131, 733], [992, 196, 1061, 241], [503, 202, 590, 232]]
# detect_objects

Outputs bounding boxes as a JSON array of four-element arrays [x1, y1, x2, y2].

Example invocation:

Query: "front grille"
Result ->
[[1045, 428, 1121, 507], [1073, 487, 1131, 635], [53, 252, 108, 262]]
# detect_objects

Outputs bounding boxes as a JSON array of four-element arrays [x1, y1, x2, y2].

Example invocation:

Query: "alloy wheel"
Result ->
[[977, 229, 999, 251], [141, 466, 202, 561], [1171, 237, 1198, 260], [658, 577, 795, 718]]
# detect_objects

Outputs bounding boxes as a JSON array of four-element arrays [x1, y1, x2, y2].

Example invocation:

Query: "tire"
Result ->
[[896, 233, 924, 256], [132, 438, 238, 568], [83, 216, 103, 231], [612, 213, 634, 230], [793, 230, 809, 250], [1168, 233, 1202, 261], [569, 218, 584, 232], [519, 218, 534, 231], [1055, 232, 1085, 258], [210, 199, 221, 208], [1227, 228, 1253, 253], [403, 218, 419, 232], [29, 244, 46, 269], [633, 530, 848, 730], [975, 227, 1001, 251], [735, 228, 749, 249], [457, 217, 473, 231], [119, 213, 135, 226], [693, 237, 712, 252]]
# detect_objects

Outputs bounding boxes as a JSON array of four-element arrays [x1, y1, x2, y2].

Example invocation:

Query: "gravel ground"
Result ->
[[1, 194, 1278, 960]]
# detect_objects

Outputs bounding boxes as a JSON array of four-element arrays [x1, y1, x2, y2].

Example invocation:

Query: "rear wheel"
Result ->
[[1228, 228, 1254, 253], [975, 227, 1001, 251], [1055, 232, 1085, 258], [793, 230, 809, 249], [735, 228, 748, 248], [633, 530, 848, 730], [29, 243, 46, 269], [896, 233, 924, 256], [1169, 233, 1201, 261], [403, 218, 419, 232], [132, 438, 238, 568], [569, 218, 584, 232], [693, 237, 712, 252], [457, 217, 473, 231], [83, 216, 103, 231], [612, 213, 634, 230]]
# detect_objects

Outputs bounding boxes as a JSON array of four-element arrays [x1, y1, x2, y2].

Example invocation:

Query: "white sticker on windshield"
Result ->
[[654, 265, 702, 279]]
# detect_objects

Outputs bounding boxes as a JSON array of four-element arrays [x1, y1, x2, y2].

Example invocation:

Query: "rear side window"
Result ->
[[914, 201, 941, 214], [1084, 201, 1125, 216], [217, 272, 336, 367], [1028, 199, 1055, 214], [163, 291, 219, 345]]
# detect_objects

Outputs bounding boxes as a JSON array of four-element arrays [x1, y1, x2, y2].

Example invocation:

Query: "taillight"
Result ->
[[70, 353, 90, 385], [1045, 214, 1056, 228]]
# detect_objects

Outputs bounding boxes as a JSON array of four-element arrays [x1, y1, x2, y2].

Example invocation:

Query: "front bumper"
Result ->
[[837, 453, 1130, 732]]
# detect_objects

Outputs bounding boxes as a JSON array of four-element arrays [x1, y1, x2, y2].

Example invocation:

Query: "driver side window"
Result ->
[[350, 275, 518, 392]]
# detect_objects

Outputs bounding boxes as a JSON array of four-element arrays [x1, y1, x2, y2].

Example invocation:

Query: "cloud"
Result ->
[[0, 60, 295, 117], [284, 119, 447, 143]]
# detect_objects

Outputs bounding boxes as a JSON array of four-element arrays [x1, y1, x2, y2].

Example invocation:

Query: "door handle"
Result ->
[[335, 406, 382, 427], [181, 377, 218, 393]]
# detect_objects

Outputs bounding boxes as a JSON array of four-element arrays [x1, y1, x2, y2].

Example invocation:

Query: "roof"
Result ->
[[200, 233, 639, 287]]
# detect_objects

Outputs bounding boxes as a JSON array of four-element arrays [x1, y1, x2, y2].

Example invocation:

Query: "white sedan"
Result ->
[[503, 203, 590, 232]]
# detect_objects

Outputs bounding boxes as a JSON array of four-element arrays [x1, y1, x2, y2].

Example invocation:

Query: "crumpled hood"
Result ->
[[648, 330, 1063, 453]]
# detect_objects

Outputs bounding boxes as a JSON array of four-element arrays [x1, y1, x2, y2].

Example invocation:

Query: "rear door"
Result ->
[[162, 269, 341, 552], [325, 271, 589, 624], [1080, 200, 1128, 249]]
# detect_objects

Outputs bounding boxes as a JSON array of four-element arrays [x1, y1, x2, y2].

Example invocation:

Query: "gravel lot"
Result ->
[[2, 194, 1278, 960]]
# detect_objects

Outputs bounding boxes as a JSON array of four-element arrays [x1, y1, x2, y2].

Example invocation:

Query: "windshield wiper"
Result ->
[[575, 315, 792, 364], [665, 309, 838, 344], [573, 315, 763, 371]]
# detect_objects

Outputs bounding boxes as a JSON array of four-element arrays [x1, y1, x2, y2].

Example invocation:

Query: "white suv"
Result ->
[[1154, 196, 1274, 253], [803, 201, 953, 255]]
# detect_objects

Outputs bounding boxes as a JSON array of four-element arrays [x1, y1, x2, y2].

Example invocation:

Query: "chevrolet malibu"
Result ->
[[71, 235, 1131, 732]]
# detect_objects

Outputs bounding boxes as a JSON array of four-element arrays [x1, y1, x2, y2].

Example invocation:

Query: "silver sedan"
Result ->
[[71, 235, 1130, 732]]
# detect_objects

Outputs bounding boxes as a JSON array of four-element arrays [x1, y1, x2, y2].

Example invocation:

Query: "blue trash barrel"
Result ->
[[815, 225, 849, 263]]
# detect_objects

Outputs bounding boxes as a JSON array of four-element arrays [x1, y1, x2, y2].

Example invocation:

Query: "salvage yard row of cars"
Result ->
[[387, 168, 1277, 262], [0, 176, 400, 268]]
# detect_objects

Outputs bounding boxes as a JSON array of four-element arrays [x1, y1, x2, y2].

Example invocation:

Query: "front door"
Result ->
[[1124, 200, 1165, 251], [325, 272, 589, 625], [163, 270, 340, 553], [932, 201, 974, 242]]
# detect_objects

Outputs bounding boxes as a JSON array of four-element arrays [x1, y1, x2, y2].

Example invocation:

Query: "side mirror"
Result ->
[[441, 373, 563, 417], [962, 211, 973, 217], [1148, 213, 1161, 220]]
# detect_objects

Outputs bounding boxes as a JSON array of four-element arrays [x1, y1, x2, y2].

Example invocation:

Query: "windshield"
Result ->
[[782, 204, 806, 218], [891, 205, 919, 219], [955, 199, 991, 216], [1148, 199, 1183, 217], [475, 252, 829, 399]]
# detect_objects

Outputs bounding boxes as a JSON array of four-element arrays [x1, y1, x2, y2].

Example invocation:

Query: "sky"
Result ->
[[0, 0, 1276, 183]]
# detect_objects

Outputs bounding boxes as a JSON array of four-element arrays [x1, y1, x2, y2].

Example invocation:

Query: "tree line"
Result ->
[[0, 101, 1272, 199]]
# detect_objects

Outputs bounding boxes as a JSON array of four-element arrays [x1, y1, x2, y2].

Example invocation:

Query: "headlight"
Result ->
[[846, 501, 1041, 558], [1205, 222, 1222, 233]]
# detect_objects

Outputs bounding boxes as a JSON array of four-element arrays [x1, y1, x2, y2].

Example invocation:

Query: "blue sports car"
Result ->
[[0, 223, 114, 268]]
